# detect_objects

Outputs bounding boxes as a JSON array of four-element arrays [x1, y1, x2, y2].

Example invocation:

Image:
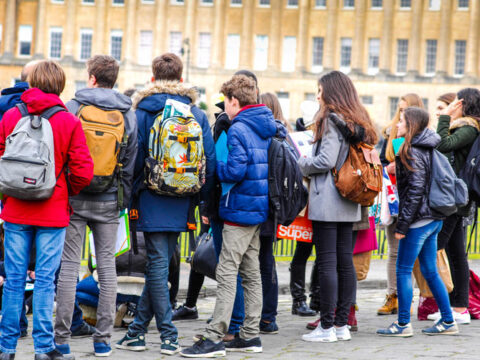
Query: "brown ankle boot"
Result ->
[[377, 294, 398, 315]]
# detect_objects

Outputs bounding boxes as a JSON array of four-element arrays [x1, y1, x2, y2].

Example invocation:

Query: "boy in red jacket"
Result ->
[[0, 61, 93, 360]]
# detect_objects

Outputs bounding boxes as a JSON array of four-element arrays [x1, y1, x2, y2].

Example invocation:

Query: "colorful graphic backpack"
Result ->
[[145, 99, 206, 196]]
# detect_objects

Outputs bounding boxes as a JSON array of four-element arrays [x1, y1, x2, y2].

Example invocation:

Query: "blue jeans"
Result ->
[[397, 220, 454, 324], [210, 220, 245, 334], [128, 232, 178, 341], [0, 222, 65, 355]]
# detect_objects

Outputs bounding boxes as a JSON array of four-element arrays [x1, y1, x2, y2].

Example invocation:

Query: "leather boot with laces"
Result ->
[[377, 294, 398, 315]]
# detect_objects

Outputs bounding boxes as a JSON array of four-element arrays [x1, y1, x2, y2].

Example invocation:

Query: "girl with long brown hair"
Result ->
[[377, 107, 457, 337], [298, 71, 377, 343], [377, 94, 425, 316]]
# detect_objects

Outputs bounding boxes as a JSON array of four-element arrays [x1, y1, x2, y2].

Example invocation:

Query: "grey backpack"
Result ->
[[0, 103, 65, 200], [429, 149, 469, 216]]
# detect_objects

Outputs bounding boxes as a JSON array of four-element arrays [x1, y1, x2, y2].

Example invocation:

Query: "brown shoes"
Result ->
[[377, 294, 398, 315]]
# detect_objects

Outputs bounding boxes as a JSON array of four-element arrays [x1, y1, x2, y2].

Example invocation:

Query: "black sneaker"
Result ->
[[172, 305, 199, 321], [260, 320, 279, 334], [180, 338, 226, 358], [224, 336, 262, 353], [71, 322, 96, 338], [20, 329, 28, 338], [34, 349, 65, 360]]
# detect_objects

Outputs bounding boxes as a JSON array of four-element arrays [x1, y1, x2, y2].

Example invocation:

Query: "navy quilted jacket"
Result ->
[[217, 104, 277, 225]]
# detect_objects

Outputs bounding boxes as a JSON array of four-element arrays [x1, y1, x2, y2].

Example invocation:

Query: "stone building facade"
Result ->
[[0, 0, 479, 127]]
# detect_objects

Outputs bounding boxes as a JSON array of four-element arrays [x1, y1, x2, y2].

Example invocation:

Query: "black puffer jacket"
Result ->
[[395, 128, 444, 235]]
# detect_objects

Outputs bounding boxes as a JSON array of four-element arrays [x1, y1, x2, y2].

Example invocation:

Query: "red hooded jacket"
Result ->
[[0, 88, 93, 227]]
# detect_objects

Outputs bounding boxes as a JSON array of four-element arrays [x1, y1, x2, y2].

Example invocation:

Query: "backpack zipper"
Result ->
[[1, 157, 46, 166]]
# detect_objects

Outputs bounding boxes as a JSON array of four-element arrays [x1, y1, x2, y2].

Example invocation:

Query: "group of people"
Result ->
[[0, 49, 477, 360]]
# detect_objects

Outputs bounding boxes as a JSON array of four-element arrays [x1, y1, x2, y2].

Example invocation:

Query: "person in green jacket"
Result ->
[[429, 88, 480, 325]]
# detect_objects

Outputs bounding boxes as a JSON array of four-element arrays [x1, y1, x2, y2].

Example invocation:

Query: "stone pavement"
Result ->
[[16, 260, 480, 359]]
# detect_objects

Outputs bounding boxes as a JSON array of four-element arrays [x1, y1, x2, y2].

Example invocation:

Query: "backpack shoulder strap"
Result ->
[[16, 102, 29, 117], [40, 105, 66, 120]]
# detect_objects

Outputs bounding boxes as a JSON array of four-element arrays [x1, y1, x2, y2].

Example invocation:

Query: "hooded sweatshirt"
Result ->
[[131, 81, 216, 232], [66, 88, 138, 208], [0, 88, 93, 227], [217, 104, 277, 225], [0, 82, 29, 121]]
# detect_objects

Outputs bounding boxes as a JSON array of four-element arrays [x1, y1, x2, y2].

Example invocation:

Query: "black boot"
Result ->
[[292, 300, 316, 316], [290, 262, 307, 304], [34, 349, 64, 360]]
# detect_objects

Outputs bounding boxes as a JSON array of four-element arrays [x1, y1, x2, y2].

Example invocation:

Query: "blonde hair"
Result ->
[[383, 93, 424, 162]]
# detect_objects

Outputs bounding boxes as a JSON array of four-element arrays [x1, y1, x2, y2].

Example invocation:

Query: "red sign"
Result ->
[[277, 216, 313, 243]]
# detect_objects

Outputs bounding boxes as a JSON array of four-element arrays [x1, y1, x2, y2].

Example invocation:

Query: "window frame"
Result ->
[[340, 37, 352, 73], [425, 39, 437, 76], [367, 38, 380, 75], [225, 34, 240, 70], [48, 27, 63, 60], [110, 30, 123, 61], [18, 25, 33, 57], [454, 39, 466, 77], [197, 32, 212, 69], [396, 39, 408, 75], [254, 34, 269, 71], [138, 30, 153, 66], [79, 28, 93, 61], [312, 36, 324, 73]]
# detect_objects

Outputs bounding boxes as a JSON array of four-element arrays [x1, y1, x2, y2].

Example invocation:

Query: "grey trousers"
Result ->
[[55, 199, 119, 345], [206, 224, 262, 342], [386, 218, 399, 295]]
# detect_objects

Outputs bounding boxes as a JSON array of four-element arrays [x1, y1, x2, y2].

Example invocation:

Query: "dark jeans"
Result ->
[[185, 270, 205, 309], [437, 214, 469, 308], [168, 245, 181, 308], [210, 220, 245, 334], [128, 232, 178, 342], [259, 236, 278, 323], [290, 241, 313, 302], [312, 221, 355, 329]]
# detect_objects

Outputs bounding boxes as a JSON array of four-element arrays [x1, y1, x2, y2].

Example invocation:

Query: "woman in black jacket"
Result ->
[[377, 107, 457, 337]]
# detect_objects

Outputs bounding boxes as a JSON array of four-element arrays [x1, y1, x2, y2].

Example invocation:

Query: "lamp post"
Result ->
[[181, 38, 191, 83]]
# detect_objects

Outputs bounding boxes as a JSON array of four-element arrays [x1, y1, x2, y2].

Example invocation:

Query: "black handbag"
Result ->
[[188, 230, 217, 280]]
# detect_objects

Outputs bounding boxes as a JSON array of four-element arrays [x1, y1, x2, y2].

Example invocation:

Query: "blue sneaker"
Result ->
[[180, 337, 226, 358], [422, 320, 459, 335], [94, 342, 112, 357], [260, 320, 279, 334], [55, 343, 75, 360], [376, 321, 413, 337], [161, 339, 181, 355]]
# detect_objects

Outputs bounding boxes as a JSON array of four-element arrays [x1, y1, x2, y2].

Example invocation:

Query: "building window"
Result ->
[[171, 0, 184, 3], [368, 38, 380, 74], [200, 0, 213, 4], [49, 27, 62, 59], [315, 0, 326, 7], [429, 0, 440, 10], [259, 0, 270, 6], [112, 0, 124, 4], [225, 34, 240, 69], [305, 92, 315, 101], [51, 0, 64, 3], [141, 0, 155, 3], [254, 35, 268, 71], [396, 39, 408, 74], [371, 0, 382, 8], [80, 29, 93, 61], [276, 92, 290, 119], [458, 0, 469, 9], [169, 31, 182, 56], [282, 36, 296, 72], [344, 0, 354, 8], [389, 97, 399, 120], [138, 30, 153, 66], [312, 37, 323, 72], [110, 30, 123, 61], [340, 37, 352, 72], [361, 95, 374, 105], [231, 0, 242, 5], [82, 0, 95, 4], [454, 40, 466, 76], [18, 25, 32, 57], [197, 32, 211, 68], [422, 98, 429, 111], [400, 0, 411, 8], [425, 39, 437, 75], [287, 0, 298, 7]]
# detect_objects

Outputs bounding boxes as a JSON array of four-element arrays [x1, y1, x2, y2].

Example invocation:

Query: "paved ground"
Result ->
[[16, 260, 480, 359]]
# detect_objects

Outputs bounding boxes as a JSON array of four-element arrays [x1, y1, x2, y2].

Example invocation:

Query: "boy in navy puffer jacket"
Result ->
[[181, 75, 277, 358]]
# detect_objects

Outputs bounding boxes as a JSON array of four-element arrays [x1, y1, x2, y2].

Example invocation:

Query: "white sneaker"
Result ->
[[334, 325, 351, 341], [452, 309, 471, 325], [302, 326, 337, 343], [427, 311, 441, 321]]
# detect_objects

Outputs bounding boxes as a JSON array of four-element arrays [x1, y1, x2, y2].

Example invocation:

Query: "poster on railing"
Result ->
[[89, 209, 131, 268], [277, 216, 313, 243]]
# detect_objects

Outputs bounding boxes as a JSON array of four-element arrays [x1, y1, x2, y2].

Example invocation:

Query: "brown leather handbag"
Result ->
[[333, 143, 383, 206]]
